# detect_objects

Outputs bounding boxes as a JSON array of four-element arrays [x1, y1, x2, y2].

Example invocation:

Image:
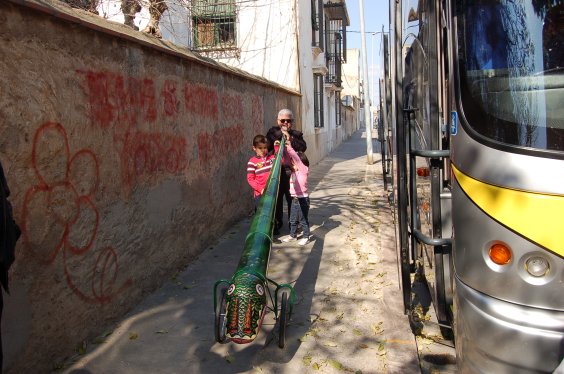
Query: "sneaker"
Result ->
[[298, 237, 309, 246], [280, 235, 297, 243]]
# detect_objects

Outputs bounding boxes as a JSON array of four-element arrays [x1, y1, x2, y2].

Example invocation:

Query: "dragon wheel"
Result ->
[[214, 286, 228, 343], [278, 291, 289, 348]]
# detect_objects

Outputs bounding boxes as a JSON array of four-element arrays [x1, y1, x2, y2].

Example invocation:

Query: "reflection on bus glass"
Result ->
[[458, 1, 564, 152]]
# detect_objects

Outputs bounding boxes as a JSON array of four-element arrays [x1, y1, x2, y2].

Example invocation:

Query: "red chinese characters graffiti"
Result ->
[[78, 70, 189, 189], [78, 70, 157, 130], [161, 79, 179, 118], [198, 125, 244, 165], [121, 131, 187, 187], [221, 92, 243, 121], [183, 81, 219, 121], [251, 95, 264, 135], [78, 70, 258, 189], [21, 122, 131, 303]]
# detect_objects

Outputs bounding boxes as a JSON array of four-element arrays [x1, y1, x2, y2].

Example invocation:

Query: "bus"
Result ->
[[380, 0, 564, 372]]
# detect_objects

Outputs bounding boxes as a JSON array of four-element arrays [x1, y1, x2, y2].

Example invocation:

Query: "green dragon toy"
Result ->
[[214, 136, 295, 348]]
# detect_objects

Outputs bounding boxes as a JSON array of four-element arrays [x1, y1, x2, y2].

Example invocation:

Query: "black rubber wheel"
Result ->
[[278, 291, 289, 348], [214, 287, 228, 343]]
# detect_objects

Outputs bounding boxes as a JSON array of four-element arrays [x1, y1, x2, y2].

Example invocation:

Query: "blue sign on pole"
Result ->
[[451, 111, 458, 136]]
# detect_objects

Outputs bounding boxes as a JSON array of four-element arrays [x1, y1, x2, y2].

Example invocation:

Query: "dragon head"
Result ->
[[225, 273, 267, 344]]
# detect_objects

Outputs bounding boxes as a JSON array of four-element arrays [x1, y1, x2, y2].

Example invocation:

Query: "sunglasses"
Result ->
[[279, 119, 293, 124]]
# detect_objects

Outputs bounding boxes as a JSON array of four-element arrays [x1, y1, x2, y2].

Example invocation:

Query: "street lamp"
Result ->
[[359, 0, 373, 164]]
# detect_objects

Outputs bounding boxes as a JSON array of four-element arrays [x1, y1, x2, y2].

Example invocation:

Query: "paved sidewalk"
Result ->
[[63, 128, 419, 374]]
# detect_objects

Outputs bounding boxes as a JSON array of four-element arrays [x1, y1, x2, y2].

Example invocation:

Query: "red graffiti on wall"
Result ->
[[183, 81, 219, 121], [121, 131, 187, 187], [221, 92, 243, 121], [78, 70, 262, 189], [80, 70, 222, 127], [78, 70, 157, 129], [161, 79, 179, 118], [251, 95, 264, 135], [21, 122, 131, 303], [198, 125, 244, 165]]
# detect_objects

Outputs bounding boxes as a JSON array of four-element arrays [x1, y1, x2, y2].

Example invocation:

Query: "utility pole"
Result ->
[[359, 0, 373, 164]]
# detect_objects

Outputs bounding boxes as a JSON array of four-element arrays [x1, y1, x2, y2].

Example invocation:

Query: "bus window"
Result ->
[[457, 0, 564, 152]]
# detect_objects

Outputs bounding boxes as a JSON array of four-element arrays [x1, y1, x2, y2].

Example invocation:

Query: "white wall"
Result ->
[[95, 0, 358, 166], [222, 0, 300, 91]]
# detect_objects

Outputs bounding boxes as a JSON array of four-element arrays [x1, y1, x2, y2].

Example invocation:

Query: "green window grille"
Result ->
[[192, 0, 237, 50]]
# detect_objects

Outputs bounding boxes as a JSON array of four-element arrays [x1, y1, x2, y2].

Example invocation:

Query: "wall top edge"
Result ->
[[6, 0, 301, 96]]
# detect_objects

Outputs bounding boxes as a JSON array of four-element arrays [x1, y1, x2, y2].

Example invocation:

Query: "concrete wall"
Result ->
[[0, 1, 300, 372]]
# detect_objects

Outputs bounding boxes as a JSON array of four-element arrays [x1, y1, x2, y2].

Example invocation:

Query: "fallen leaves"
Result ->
[[302, 353, 364, 373], [371, 321, 384, 335], [92, 330, 112, 344], [329, 359, 344, 370]]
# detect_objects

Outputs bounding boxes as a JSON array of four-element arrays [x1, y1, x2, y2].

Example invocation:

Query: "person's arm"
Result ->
[[246, 161, 262, 193], [285, 143, 307, 172]]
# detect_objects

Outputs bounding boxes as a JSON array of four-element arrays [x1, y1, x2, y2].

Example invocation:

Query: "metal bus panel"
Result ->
[[386, 0, 564, 371]]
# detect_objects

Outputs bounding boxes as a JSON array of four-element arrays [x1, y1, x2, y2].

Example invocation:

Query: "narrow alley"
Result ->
[[60, 129, 422, 373]]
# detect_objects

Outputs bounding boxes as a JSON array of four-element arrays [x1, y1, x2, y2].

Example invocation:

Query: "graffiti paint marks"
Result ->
[[121, 131, 187, 187], [79, 70, 223, 128], [22, 122, 130, 303], [183, 81, 219, 121], [251, 95, 264, 135], [161, 79, 180, 118], [78, 69, 259, 188], [221, 92, 244, 121], [197, 125, 244, 165], [78, 70, 157, 130]]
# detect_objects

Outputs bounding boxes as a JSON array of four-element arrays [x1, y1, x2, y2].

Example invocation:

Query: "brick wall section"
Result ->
[[0, 1, 300, 372]]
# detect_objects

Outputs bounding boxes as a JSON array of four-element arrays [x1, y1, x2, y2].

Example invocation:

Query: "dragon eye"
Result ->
[[227, 284, 236, 295], [256, 284, 264, 295]]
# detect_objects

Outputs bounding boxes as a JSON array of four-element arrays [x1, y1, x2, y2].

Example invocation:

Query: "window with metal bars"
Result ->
[[192, 0, 236, 51], [335, 94, 342, 127], [325, 19, 344, 86], [311, 0, 324, 50], [314, 74, 324, 128]]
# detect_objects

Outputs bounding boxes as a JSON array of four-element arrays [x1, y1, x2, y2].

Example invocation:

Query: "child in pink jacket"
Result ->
[[281, 136, 311, 246]]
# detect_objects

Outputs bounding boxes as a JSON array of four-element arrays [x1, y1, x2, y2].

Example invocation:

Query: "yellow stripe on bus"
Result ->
[[452, 164, 564, 258]]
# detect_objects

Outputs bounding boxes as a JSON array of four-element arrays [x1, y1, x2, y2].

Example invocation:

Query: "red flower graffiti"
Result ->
[[22, 122, 130, 303]]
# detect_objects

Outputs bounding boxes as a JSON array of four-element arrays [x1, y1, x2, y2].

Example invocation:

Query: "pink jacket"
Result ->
[[286, 144, 308, 198]]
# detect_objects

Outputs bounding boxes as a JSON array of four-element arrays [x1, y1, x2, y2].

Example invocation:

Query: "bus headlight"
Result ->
[[525, 256, 550, 277]]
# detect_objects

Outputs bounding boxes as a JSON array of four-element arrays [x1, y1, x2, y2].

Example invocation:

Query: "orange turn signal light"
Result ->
[[489, 243, 512, 265], [417, 167, 430, 177]]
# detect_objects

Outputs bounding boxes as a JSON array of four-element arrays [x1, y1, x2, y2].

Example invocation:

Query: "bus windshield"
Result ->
[[457, 0, 564, 152]]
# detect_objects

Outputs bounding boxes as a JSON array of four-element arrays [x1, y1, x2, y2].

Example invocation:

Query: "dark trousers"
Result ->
[[275, 171, 292, 231], [1, 288, 3, 373], [289, 197, 310, 238]]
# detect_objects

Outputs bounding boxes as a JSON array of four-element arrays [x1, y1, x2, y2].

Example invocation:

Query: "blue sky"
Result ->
[[345, 0, 390, 104]]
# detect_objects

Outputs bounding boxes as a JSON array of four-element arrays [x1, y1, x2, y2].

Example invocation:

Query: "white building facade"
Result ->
[[96, 0, 359, 165]]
